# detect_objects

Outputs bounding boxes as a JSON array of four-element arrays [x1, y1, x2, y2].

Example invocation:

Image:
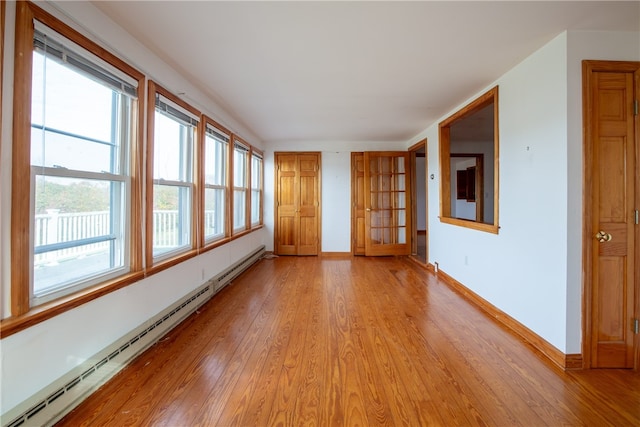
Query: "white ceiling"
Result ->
[[91, 1, 639, 144]]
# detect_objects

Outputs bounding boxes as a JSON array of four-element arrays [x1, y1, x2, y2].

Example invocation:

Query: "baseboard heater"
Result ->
[[4, 245, 266, 427]]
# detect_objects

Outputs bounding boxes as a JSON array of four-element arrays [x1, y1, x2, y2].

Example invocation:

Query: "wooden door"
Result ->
[[584, 61, 638, 369], [275, 152, 320, 256], [351, 153, 366, 255], [364, 152, 411, 256]]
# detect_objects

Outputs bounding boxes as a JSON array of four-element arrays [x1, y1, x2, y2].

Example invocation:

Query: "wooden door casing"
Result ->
[[275, 152, 320, 256], [583, 60, 638, 369], [351, 153, 366, 255]]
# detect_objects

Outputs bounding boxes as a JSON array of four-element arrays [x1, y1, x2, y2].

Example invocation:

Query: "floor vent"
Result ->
[[3, 245, 265, 427]]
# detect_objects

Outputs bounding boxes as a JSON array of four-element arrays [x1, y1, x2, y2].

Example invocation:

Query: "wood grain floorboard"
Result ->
[[57, 256, 640, 426]]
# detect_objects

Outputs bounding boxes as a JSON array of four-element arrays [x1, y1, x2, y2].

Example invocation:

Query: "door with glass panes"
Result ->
[[362, 152, 411, 256]]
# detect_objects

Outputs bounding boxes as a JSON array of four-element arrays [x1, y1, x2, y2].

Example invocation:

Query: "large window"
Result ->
[[148, 83, 199, 262], [203, 119, 230, 243], [6, 2, 263, 335], [11, 2, 144, 314], [232, 139, 249, 233], [251, 151, 263, 227], [30, 26, 137, 303], [439, 87, 499, 234]]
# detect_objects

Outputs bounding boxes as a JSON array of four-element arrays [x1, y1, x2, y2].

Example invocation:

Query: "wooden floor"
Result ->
[[57, 256, 640, 426]]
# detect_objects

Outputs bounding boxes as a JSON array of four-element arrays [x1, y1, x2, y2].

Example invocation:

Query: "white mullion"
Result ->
[[153, 179, 192, 188], [32, 166, 126, 182]]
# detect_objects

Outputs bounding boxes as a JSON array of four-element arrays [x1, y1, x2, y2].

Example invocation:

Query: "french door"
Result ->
[[356, 152, 411, 256]]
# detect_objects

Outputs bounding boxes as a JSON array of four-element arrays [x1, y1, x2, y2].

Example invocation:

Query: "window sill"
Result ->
[[439, 216, 499, 234], [1, 271, 145, 338]]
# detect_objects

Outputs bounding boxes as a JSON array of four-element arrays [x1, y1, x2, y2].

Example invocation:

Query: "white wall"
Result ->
[[0, 1, 266, 415], [409, 33, 571, 352], [407, 29, 640, 355]]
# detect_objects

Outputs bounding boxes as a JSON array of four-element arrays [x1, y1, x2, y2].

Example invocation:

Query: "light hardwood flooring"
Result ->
[[57, 256, 640, 426]]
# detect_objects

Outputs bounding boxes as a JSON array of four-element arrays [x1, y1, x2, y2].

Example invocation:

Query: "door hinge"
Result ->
[[634, 318, 639, 335], [635, 209, 639, 225], [635, 100, 639, 116]]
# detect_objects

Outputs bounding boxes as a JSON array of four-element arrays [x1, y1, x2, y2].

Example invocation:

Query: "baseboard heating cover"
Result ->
[[3, 245, 265, 427]]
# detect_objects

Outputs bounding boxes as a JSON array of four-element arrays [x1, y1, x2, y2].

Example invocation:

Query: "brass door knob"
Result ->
[[595, 230, 612, 242]]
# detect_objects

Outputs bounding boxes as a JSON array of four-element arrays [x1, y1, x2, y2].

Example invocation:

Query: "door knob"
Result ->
[[366, 208, 371, 212], [595, 230, 612, 242]]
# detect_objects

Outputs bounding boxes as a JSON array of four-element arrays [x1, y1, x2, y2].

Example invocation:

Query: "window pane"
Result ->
[[31, 127, 115, 173], [154, 112, 193, 182], [251, 155, 261, 188], [31, 51, 125, 174], [205, 133, 227, 186], [30, 40, 131, 302], [204, 187, 225, 241], [234, 148, 247, 187], [33, 175, 125, 296], [32, 52, 113, 142], [234, 189, 246, 231], [153, 184, 191, 256], [251, 189, 260, 225]]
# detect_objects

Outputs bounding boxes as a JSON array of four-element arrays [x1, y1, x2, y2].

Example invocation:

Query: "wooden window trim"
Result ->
[[250, 147, 264, 228], [199, 115, 232, 251], [4, 1, 145, 336], [439, 86, 499, 234], [146, 80, 201, 270], [3, 1, 266, 339], [231, 135, 250, 234]]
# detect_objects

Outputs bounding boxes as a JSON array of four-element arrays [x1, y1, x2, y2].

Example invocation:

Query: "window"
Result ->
[[232, 139, 249, 233], [439, 87, 499, 234], [203, 119, 230, 243], [148, 83, 199, 262], [30, 26, 138, 303], [250, 151, 263, 227], [11, 2, 144, 313]]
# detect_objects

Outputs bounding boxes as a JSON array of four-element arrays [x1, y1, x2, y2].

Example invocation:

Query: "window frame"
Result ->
[[3, 2, 265, 338], [231, 136, 250, 235], [199, 116, 232, 249], [146, 81, 200, 272], [250, 149, 264, 227], [438, 86, 499, 234], [8, 1, 145, 323]]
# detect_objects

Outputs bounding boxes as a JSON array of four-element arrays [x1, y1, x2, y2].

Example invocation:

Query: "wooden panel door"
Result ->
[[275, 152, 320, 255], [364, 152, 411, 256], [297, 154, 320, 255], [584, 62, 638, 368], [351, 153, 366, 255]]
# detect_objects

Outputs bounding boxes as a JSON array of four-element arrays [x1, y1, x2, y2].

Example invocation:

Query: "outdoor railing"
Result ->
[[34, 210, 218, 266]]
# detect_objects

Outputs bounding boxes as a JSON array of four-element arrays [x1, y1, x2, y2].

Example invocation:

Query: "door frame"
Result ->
[[409, 139, 428, 265], [582, 60, 640, 370]]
